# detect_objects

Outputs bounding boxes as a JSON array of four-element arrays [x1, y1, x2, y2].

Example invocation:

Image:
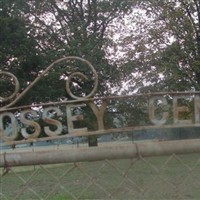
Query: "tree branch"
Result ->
[[50, 3, 71, 46], [180, 1, 198, 37]]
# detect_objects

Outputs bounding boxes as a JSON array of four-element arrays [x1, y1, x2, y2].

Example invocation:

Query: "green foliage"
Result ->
[[1, 0, 135, 106], [0, 0, 136, 145], [115, 0, 200, 93], [1, 0, 199, 143]]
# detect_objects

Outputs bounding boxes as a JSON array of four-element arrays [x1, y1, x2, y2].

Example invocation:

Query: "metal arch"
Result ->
[[0, 56, 98, 110], [65, 58, 98, 100], [0, 71, 20, 103]]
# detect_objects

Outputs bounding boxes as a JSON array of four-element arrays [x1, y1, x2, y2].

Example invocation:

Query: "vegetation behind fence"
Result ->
[[1, 139, 200, 200]]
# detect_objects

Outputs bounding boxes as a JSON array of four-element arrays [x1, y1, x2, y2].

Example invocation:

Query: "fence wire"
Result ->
[[1, 143, 200, 200]]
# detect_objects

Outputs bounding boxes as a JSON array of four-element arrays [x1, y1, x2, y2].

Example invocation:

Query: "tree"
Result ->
[[0, 0, 135, 146], [102, 0, 200, 140], [1, 0, 134, 105], [0, 1, 46, 108], [111, 0, 200, 93]]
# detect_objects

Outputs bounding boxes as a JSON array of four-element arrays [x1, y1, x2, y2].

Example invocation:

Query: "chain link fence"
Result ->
[[1, 52, 200, 199], [1, 139, 200, 200]]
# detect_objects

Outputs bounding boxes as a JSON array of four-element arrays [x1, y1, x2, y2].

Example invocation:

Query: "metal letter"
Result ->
[[0, 112, 18, 141], [149, 97, 169, 125], [20, 109, 41, 139], [173, 95, 192, 124], [66, 104, 87, 134], [88, 100, 107, 130], [43, 107, 63, 136]]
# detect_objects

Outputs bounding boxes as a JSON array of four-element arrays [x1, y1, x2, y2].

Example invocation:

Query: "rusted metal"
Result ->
[[1, 139, 200, 167], [1, 94, 200, 145], [173, 95, 192, 125], [0, 56, 200, 146], [149, 96, 169, 125], [0, 71, 20, 103], [1, 91, 200, 113], [42, 107, 63, 136], [1, 123, 200, 146], [88, 100, 107, 130], [0, 56, 98, 110]]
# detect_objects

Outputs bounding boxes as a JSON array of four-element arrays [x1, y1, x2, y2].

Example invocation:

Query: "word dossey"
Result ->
[[0, 95, 200, 142]]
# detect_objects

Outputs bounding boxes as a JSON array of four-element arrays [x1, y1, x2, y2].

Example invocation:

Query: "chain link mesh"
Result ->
[[1, 145, 200, 200]]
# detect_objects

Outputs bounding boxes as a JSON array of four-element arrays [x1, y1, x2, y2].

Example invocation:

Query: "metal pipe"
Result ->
[[1, 139, 200, 167], [1, 91, 200, 112], [2, 123, 200, 146]]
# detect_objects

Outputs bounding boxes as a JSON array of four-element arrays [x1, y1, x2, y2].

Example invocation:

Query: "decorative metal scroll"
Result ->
[[0, 56, 98, 110], [0, 56, 200, 146]]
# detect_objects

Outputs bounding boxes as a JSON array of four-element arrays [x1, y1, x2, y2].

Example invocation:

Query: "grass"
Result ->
[[1, 153, 200, 200]]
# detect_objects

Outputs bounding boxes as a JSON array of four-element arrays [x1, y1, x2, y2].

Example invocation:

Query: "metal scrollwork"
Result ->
[[0, 71, 20, 103], [65, 58, 98, 100], [0, 56, 98, 110]]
